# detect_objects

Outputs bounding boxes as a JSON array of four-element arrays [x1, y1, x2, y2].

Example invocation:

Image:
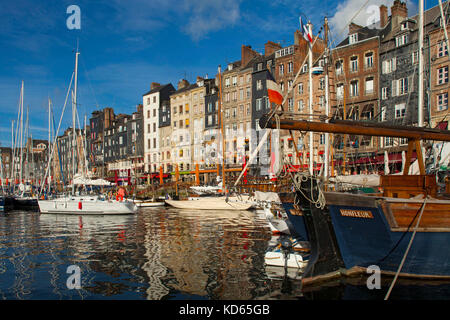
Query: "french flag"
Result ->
[[299, 17, 312, 43], [267, 76, 283, 105]]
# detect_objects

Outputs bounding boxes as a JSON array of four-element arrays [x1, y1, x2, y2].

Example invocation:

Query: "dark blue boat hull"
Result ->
[[281, 188, 450, 278], [328, 204, 450, 277]]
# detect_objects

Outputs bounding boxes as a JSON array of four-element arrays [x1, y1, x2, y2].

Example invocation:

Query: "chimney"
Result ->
[[241, 45, 259, 67], [391, 0, 408, 28], [137, 104, 143, 113], [264, 41, 282, 57], [151, 82, 160, 90], [178, 79, 189, 90], [349, 22, 363, 35], [379, 5, 388, 28]]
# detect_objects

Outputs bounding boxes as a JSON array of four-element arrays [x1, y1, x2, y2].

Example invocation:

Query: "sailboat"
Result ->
[[261, 5, 450, 283], [38, 48, 137, 215]]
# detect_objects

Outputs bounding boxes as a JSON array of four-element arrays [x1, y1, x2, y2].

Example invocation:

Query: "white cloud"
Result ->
[[109, 0, 242, 42], [329, 0, 392, 43], [328, 0, 418, 44]]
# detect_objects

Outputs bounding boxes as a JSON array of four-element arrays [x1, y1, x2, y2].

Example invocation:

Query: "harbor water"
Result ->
[[0, 208, 449, 300]]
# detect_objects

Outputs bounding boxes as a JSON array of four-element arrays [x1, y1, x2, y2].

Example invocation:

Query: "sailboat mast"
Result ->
[[19, 81, 24, 185], [72, 50, 79, 195], [308, 22, 314, 175], [324, 17, 330, 180], [218, 65, 226, 190], [418, 0, 424, 127]]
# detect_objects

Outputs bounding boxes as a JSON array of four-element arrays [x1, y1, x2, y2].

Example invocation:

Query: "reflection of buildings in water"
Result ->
[[38, 213, 146, 298], [141, 211, 170, 300], [159, 209, 271, 299], [0, 213, 40, 299]]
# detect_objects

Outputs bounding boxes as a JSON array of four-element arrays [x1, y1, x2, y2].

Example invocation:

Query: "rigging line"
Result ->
[[38, 72, 74, 197], [384, 197, 428, 300], [80, 54, 100, 110]]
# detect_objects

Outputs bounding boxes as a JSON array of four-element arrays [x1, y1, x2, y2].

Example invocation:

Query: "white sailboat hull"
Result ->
[[134, 200, 165, 207], [38, 196, 137, 215], [165, 196, 253, 211]]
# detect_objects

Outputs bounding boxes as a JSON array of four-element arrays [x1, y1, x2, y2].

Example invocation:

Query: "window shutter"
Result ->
[[408, 75, 414, 93], [392, 80, 397, 97]]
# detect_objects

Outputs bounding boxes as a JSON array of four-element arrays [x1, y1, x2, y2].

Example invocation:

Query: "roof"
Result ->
[[335, 25, 381, 48], [171, 83, 198, 96], [142, 83, 174, 96]]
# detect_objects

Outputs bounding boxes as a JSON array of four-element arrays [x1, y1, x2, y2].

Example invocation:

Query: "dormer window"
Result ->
[[349, 33, 358, 44], [400, 21, 408, 30], [228, 64, 233, 71]]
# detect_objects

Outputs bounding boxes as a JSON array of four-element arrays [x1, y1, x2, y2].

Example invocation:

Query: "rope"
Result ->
[[384, 197, 428, 300]]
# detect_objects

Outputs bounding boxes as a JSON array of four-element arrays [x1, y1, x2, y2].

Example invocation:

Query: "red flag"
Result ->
[[267, 79, 283, 105]]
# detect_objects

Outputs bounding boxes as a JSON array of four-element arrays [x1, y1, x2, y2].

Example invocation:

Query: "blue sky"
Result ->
[[0, 0, 431, 147]]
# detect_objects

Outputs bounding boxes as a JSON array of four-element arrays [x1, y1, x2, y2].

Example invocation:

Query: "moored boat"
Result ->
[[38, 195, 137, 215], [165, 195, 254, 211]]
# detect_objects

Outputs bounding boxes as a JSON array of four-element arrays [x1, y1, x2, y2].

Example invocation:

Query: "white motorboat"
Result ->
[[165, 195, 254, 211], [38, 195, 137, 215]]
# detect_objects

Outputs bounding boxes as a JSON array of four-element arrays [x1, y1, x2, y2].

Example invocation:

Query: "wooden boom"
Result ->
[[259, 115, 450, 142]]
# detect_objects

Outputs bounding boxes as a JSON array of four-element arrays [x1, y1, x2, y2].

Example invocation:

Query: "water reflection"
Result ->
[[0, 208, 278, 300]]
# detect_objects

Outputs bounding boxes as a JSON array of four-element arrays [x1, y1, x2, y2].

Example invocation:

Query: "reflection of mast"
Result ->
[[142, 224, 169, 300]]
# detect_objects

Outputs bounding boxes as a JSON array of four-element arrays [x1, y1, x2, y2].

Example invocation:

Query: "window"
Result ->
[[438, 66, 448, 84], [392, 77, 412, 96], [288, 98, 294, 111], [381, 87, 388, 100], [256, 98, 263, 111], [350, 56, 358, 72], [256, 80, 263, 90], [335, 60, 343, 75], [232, 76, 237, 86], [279, 64, 284, 75], [401, 21, 408, 30], [350, 80, 358, 97], [298, 99, 304, 111], [438, 41, 448, 57], [437, 93, 448, 111], [225, 78, 230, 87], [319, 134, 326, 145], [349, 33, 358, 44], [288, 80, 293, 89], [365, 52, 373, 69], [365, 77, 374, 95], [395, 103, 406, 118], [382, 57, 396, 74], [301, 64, 308, 73], [298, 83, 304, 94], [395, 34, 408, 47], [412, 51, 418, 64], [288, 61, 293, 73], [316, 77, 323, 90]]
